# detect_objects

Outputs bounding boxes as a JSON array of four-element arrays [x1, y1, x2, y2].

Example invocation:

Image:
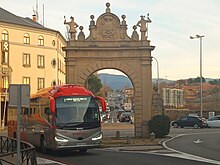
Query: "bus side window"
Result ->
[[44, 107, 52, 124], [29, 108, 33, 116], [45, 107, 51, 115], [24, 108, 29, 115]]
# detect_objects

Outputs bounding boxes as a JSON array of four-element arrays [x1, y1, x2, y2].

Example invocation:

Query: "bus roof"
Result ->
[[30, 84, 94, 99]]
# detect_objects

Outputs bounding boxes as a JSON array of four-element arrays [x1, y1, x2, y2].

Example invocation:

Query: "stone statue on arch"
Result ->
[[64, 16, 79, 40], [136, 13, 152, 40]]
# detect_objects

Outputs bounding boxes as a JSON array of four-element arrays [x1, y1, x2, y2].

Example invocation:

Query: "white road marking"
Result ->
[[193, 139, 203, 144], [37, 157, 66, 165]]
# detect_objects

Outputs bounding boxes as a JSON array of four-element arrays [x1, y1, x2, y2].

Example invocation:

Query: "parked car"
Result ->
[[171, 116, 208, 128], [207, 115, 220, 128], [116, 109, 125, 119], [100, 112, 110, 122], [119, 112, 132, 123]]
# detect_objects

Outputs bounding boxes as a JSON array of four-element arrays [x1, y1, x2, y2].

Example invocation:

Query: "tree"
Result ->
[[98, 85, 112, 98], [209, 79, 220, 85], [188, 78, 193, 85], [85, 74, 103, 95], [148, 115, 170, 138], [194, 76, 206, 83]]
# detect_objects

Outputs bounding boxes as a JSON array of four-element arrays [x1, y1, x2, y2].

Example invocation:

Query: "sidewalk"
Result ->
[[102, 144, 164, 152], [0, 128, 65, 165]]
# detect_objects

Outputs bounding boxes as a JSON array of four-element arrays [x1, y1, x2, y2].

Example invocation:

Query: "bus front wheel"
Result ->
[[79, 148, 87, 153]]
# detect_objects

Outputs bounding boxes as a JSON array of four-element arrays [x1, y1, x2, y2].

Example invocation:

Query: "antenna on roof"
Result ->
[[36, 0, 39, 21], [42, 4, 45, 26]]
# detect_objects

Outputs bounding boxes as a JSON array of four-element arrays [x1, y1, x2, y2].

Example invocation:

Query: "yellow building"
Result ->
[[0, 7, 66, 125]]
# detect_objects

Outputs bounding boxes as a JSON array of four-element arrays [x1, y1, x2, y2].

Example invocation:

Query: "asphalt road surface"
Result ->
[[164, 132, 220, 163], [38, 149, 216, 165]]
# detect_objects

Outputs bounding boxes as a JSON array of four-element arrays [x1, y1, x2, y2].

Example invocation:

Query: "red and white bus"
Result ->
[[8, 84, 106, 153]]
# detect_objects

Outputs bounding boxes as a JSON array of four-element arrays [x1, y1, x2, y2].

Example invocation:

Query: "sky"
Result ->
[[1, 0, 220, 80]]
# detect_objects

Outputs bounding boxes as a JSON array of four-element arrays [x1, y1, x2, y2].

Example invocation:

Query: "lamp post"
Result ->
[[152, 56, 160, 93], [190, 34, 204, 117]]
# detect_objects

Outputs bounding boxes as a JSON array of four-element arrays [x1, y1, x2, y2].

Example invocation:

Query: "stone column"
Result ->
[[141, 57, 152, 138], [66, 59, 77, 84]]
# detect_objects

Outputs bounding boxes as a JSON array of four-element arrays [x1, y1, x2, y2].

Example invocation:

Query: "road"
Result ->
[[164, 132, 220, 163], [38, 149, 215, 165]]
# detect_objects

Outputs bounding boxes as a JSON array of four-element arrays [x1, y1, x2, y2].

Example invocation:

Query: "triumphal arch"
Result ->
[[63, 3, 155, 137]]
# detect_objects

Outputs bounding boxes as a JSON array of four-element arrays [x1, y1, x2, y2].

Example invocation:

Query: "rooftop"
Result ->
[[0, 7, 61, 35]]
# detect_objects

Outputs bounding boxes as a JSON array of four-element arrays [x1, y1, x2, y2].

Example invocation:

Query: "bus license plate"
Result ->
[[77, 143, 86, 146]]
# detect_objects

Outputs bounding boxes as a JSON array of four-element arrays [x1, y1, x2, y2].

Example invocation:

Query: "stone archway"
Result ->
[[63, 3, 155, 137]]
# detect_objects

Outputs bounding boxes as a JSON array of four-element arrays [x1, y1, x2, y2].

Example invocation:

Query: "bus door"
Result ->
[[41, 106, 55, 149], [25, 108, 37, 145]]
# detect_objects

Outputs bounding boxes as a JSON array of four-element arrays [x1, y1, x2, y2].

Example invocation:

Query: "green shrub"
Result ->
[[148, 115, 170, 138]]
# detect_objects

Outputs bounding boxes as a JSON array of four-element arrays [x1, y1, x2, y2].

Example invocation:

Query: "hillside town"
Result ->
[[101, 77, 220, 121]]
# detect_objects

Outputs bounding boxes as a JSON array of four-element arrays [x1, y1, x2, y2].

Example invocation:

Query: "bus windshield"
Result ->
[[55, 96, 100, 129]]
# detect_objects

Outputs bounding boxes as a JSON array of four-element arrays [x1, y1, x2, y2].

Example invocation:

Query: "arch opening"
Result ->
[[85, 69, 135, 133]]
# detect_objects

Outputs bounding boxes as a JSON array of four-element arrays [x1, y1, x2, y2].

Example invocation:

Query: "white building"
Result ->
[[162, 88, 184, 108]]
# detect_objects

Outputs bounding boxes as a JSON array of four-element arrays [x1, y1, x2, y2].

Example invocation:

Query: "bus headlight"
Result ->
[[55, 136, 68, 142], [92, 133, 102, 141]]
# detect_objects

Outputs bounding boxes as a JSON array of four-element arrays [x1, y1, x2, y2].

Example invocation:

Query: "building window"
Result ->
[[37, 55, 45, 68], [38, 35, 44, 46], [23, 53, 31, 67], [51, 80, 56, 86], [51, 58, 56, 68], [24, 33, 30, 44], [23, 77, 30, 84], [1, 30, 8, 41], [2, 76, 9, 90], [58, 59, 62, 71], [58, 79, 61, 85], [38, 78, 45, 90], [52, 40, 55, 46], [2, 52, 9, 64]]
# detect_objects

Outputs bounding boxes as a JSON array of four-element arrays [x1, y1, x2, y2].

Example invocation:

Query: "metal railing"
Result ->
[[0, 136, 37, 165]]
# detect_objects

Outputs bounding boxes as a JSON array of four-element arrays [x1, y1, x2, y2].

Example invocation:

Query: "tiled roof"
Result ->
[[0, 7, 56, 32]]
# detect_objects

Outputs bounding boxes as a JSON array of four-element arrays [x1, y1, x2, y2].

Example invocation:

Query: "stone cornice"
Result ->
[[63, 46, 155, 51]]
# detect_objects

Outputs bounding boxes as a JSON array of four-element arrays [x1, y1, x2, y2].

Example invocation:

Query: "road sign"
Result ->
[[8, 84, 30, 165], [9, 84, 30, 107]]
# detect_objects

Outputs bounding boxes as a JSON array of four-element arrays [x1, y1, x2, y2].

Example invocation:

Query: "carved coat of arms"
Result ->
[[97, 15, 118, 40]]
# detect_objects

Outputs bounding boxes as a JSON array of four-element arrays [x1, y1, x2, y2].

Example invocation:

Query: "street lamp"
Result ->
[[190, 34, 204, 117], [152, 56, 160, 93]]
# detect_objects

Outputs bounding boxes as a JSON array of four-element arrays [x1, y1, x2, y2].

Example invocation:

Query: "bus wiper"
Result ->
[[60, 121, 83, 129]]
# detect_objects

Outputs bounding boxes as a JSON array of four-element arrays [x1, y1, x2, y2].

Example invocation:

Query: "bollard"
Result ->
[[150, 132, 155, 141], [116, 131, 120, 138]]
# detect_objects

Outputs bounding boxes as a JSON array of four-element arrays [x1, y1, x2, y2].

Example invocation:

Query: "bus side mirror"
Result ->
[[50, 98, 56, 114], [95, 96, 106, 112]]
